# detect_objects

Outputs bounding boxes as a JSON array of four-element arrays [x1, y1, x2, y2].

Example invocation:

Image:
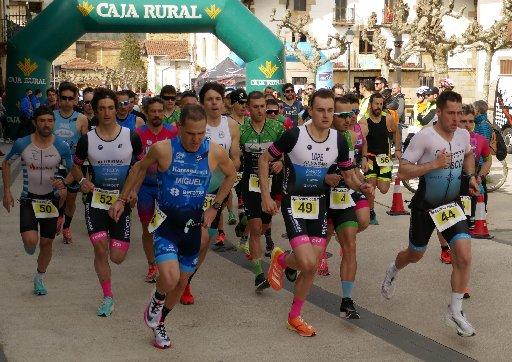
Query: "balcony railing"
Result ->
[[1, 14, 31, 42], [334, 7, 355, 24]]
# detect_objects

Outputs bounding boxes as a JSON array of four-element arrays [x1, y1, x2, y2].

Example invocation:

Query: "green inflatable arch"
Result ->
[[5, 0, 285, 137]]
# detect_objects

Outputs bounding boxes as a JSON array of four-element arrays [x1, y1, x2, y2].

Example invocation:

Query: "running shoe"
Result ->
[[287, 316, 316, 337], [440, 249, 452, 264], [445, 307, 476, 337], [369, 210, 379, 225], [214, 231, 225, 247], [62, 228, 72, 244], [97, 297, 114, 317], [268, 247, 285, 291], [340, 298, 360, 319], [285, 267, 298, 282], [144, 292, 164, 329], [317, 253, 330, 276], [145, 264, 158, 283], [463, 287, 471, 299], [227, 211, 237, 225], [180, 283, 195, 305], [255, 273, 270, 293], [55, 216, 64, 236], [33, 278, 47, 296], [153, 323, 171, 349], [381, 262, 397, 299]]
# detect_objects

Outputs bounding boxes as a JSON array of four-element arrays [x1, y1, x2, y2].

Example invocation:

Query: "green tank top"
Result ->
[[163, 108, 181, 125], [239, 119, 284, 175]]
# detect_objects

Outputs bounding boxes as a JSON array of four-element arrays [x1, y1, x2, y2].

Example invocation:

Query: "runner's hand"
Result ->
[[80, 180, 95, 193], [2, 191, 14, 213], [469, 176, 480, 197], [360, 182, 375, 199], [108, 200, 125, 222], [270, 161, 283, 174], [50, 177, 66, 190], [202, 207, 217, 228], [324, 173, 342, 187], [434, 149, 450, 169], [262, 194, 279, 215], [394, 150, 402, 160], [361, 158, 369, 173]]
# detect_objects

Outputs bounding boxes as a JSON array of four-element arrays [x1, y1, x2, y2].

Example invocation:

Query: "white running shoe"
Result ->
[[381, 262, 397, 299], [153, 323, 171, 349], [144, 291, 164, 329], [445, 307, 476, 337]]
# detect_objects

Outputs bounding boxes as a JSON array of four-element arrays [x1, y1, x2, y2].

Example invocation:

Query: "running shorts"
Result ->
[[240, 176, 273, 225], [137, 184, 158, 224], [19, 193, 58, 239], [364, 154, 392, 182]]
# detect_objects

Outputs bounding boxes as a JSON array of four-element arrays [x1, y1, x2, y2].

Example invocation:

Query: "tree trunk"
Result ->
[[482, 50, 492, 104], [381, 62, 390, 81], [308, 68, 317, 84], [432, 49, 449, 84]]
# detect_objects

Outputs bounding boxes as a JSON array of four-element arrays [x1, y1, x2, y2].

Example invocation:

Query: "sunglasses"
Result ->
[[334, 111, 353, 118], [285, 89, 294, 93], [118, 100, 130, 107], [60, 95, 74, 101], [237, 100, 247, 104], [83, 100, 91, 105], [374, 82, 382, 86], [162, 95, 176, 101], [266, 109, 279, 115]]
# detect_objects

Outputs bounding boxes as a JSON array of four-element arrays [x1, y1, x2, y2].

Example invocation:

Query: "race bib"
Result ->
[[349, 150, 355, 163], [91, 188, 119, 210], [233, 172, 243, 187], [376, 154, 393, 167], [249, 174, 272, 193], [148, 203, 167, 233], [429, 202, 466, 232], [32, 200, 58, 219], [460, 196, 472, 216], [329, 188, 355, 210], [202, 193, 216, 211], [291, 196, 320, 220]]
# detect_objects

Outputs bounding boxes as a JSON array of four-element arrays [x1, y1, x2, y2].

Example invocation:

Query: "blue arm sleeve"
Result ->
[[4, 136, 29, 164], [55, 138, 73, 172]]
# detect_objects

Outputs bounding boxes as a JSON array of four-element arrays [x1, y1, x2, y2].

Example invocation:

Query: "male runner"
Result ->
[[281, 83, 303, 127], [109, 104, 236, 349], [357, 79, 374, 122], [53, 81, 89, 243], [82, 87, 95, 123], [2, 106, 72, 295], [135, 97, 178, 283], [180, 90, 199, 107], [381, 91, 479, 337], [72, 88, 144, 317], [161, 85, 181, 126], [359, 92, 401, 225], [116, 90, 144, 131], [239, 91, 284, 290], [261, 89, 372, 336], [128, 90, 147, 123]]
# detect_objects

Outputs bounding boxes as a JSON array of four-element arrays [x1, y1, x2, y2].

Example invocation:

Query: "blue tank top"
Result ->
[[117, 113, 137, 131], [53, 110, 81, 154], [157, 137, 211, 223]]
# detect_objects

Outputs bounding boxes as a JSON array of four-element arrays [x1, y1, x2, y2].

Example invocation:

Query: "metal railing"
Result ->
[[1, 14, 31, 42], [334, 7, 355, 24]]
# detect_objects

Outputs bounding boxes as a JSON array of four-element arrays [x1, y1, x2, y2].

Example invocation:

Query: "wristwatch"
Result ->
[[212, 202, 222, 210]]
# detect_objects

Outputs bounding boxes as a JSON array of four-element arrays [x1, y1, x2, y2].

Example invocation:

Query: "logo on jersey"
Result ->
[[259, 61, 279, 79], [118, 144, 123, 148], [307, 145, 312, 150], [98, 145, 104, 150], [77, 0, 94, 16], [204, 4, 221, 19], [175, 152, 185, 160], [218, 131, 225, 139], [170, 188, 180, 196], [17, 58, 38, 77]]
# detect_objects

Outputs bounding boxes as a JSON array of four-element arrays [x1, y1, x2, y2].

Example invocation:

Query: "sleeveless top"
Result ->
[[366, 116, 391, 156], [117, 113, 137, 131], [53, 110, 81, 154], [206, 115, 231, 151]]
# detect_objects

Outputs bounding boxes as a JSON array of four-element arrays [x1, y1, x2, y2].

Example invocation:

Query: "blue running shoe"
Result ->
[[33, 278, 47, 295], [97, 297, 114, 317]]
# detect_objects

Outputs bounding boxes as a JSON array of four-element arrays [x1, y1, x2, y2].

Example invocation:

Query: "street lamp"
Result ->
[[344, 28, 355, 89]]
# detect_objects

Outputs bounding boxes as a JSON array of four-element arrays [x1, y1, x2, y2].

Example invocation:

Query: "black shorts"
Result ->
[[408, 206, 471, 252], [241, 177, 272, 225], [364, 154, 392, 182], [84, 196, 131, 246], [57, 168, 80, 193], [281, 195, 328, 249], [328, 207, 358, 232], [19, 195, 58, 239]]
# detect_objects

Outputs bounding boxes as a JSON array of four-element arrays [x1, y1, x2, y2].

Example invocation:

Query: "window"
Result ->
[[294, 0, 306, 11], [335, 0, 347, 22], [419, 76, 434, 87], [359, 31, 374, 54], [500, 59, 512, 75], [292, 77, 308, 85]]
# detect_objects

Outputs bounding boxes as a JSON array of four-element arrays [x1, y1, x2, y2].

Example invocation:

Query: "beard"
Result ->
[[150, 119, 163, 127]]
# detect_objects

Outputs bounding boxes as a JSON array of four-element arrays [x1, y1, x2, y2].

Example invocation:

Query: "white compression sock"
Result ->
[[450, 292, 464, 313]]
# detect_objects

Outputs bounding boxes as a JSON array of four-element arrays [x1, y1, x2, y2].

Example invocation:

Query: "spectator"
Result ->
[[358, 79, 374, 122], [418, 87, 439, 126], [391, 83, 406, 123], [18, 89, 34, 139], [31, 89, 42, 110], [332, 83, 345, 97], [45, 87, 58, 111], [374, 76, 387, 93], [302, 82, 316, 107], [473, 100, 493, 142]]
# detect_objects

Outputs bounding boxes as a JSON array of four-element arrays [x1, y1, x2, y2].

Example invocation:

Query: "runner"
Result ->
[[160, 85, 181, 126], [128, 90, 148, 123], [281, 83, 303, 127], [135, 97, 178, 283], [2, 106, 72, 295], [52, 81, 89, 243], [116, 90, 144, 131], [381, 91, 479, 337], [357, 79, 374, 122], [71, 88, 144, 317], [261, 89, 373, 336], [239, 90, 284, 290], [180, 90, 199, 107], [81, 87, 95, 123], [109, 104, 236, 349], [359, 92, 401, 225]]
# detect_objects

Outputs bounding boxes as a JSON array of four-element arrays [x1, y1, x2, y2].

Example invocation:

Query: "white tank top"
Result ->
[[206, 115, 232, 151]]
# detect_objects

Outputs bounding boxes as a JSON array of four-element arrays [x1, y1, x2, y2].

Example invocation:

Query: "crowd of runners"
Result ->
[[2, 76, 492, 348]]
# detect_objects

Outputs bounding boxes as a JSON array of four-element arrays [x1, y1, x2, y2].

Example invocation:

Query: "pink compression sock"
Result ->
[[100, 280, 113, 298], [277, 252, 288, 269], [288, 297, 304, 319]]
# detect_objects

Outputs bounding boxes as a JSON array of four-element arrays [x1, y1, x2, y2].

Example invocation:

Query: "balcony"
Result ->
[[333, 7, 355, 25], [1, 13, 31, 44]]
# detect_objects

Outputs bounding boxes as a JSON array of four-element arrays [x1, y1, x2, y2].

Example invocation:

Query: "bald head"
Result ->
[[391, 83, 401, 96]]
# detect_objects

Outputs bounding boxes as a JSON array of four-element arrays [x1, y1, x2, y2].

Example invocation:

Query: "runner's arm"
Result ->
[[258, 150, 273, 196], [77, 114, 89, 135], [228, 119, 241, 170], [135, 117, 145, 128], [211, 142, 237, 204]]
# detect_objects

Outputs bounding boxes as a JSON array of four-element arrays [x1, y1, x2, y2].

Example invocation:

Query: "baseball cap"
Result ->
[[230, 89, 248, 103]]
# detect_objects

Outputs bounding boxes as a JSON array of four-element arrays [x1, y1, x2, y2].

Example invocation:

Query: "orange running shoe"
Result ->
[[440, 249, 452, 264], [62, 228, 72, 244], [287, 316, 316, 337], [317, 252, 330, 276], [180, 283, 195, 305], [145, 264, 158, 283], [268, 247, 285, 291]]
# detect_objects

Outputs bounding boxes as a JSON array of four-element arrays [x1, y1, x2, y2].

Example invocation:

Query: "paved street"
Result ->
[[1, 145, 512, 361]]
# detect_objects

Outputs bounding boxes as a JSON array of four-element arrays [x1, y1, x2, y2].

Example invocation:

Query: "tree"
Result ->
[[118, 34, 147, 90], [453, 0, 512, 101], [270, 9, 348, 82], [362, 0, 467, 82]]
